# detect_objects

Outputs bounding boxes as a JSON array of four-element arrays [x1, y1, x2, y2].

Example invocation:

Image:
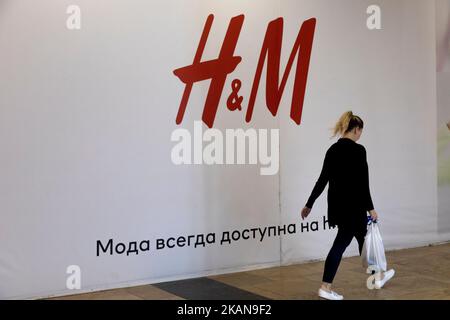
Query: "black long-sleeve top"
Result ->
[[305, 137, 374, 230]]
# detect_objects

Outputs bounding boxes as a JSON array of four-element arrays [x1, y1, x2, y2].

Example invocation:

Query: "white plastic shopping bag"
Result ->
[[362, 221, 387, 273]]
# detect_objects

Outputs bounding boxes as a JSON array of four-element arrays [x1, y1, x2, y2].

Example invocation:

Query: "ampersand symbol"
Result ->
[[226, 79, 243, 111]]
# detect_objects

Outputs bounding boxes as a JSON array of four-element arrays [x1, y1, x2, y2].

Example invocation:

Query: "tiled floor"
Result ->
[[50, 243, 450, 300]]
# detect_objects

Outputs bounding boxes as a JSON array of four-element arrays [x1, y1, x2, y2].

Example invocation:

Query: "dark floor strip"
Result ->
[[153, 277, 269, 300]]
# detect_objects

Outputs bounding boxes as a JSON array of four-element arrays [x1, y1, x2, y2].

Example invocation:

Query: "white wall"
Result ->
[[0, 0, 445, 299], [280, 0, 440, 263]]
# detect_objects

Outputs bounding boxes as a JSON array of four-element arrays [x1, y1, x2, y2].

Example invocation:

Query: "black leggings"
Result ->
[[322, 226, 367, 284]]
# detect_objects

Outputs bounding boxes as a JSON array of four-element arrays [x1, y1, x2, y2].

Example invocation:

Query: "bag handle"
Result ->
[[367, 216, 379, 225]]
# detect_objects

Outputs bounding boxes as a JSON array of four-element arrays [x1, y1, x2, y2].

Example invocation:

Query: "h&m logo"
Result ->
[[173, 14, 316, 128]]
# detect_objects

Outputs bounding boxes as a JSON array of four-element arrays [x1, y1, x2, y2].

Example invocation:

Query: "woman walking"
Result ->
[[301, 111, 394, 300]]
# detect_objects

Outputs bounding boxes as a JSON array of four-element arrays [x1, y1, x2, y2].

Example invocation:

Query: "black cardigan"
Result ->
[[305, 137, 374, 229]]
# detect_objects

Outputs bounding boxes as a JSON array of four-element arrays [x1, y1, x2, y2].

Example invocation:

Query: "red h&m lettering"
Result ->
[[173, 14, 243, 128], [173, 14, 316, 128], [246, 17, 316, 125]]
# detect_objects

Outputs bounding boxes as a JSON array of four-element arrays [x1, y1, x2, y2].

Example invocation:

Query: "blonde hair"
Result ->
[[331, 111, 364, 138]]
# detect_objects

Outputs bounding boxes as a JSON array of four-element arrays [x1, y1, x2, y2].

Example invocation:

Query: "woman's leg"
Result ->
[[355, 228, 367, 255], [322, 227, 354, 285]]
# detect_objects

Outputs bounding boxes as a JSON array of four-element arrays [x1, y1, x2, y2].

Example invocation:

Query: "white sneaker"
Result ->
[[374, 269, 395, 289], [318, 288, 344, 300]]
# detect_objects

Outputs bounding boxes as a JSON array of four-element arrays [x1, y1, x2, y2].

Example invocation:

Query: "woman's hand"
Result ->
[[301, 206, 311, 220], [369, 210, 378, 222]]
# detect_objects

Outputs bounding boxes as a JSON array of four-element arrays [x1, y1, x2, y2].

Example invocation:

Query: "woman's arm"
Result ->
[[305, 149, 332, 209], [362, 147, 378, 220]]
